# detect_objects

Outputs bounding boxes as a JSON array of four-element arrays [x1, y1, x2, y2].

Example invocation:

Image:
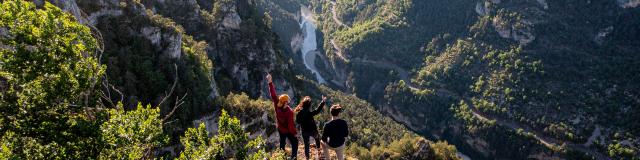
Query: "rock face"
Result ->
[[49, 0, 220, 115], [141, 27, 162, 46], [162, 31, 182, 59], [47, 0, 86, 24], [492, 16, 535, 45], [161, 0, 294, 97], [86, 9, 123, 26], [223, 13, 242, 29]]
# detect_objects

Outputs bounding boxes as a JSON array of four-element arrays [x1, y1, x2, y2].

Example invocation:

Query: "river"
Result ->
[[299, 7, 327, 84]]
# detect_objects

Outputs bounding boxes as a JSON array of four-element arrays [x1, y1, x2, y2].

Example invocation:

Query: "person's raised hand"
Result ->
[[321, 95, 327, 102], [266, 73, 272, 83]]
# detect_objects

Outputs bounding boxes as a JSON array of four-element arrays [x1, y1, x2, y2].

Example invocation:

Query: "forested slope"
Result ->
[[0, 0, 461, 159], [305, 0, 640, 159]]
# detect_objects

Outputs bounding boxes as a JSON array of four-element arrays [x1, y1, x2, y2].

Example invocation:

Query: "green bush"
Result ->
[[100, 103, 168, 159], [179, 110, 267, 160], [0, 0, 105, 158]]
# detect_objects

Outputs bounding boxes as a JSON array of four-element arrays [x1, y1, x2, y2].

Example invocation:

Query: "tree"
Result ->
[[99, 103, 168, 160], [0, 0, 105, 158], [431, 141, 460, 160], [178, 110, 267, 160]]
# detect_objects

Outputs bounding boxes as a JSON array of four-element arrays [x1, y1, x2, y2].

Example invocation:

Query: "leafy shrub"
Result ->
[[0, 0, 105, 158]]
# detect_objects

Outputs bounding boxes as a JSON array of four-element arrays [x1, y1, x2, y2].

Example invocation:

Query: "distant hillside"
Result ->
[[295, 0, 640, 159], [0, 0, 463, 159]]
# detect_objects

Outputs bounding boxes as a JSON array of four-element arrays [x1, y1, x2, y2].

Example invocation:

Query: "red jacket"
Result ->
[[269, 82, 297, 135]]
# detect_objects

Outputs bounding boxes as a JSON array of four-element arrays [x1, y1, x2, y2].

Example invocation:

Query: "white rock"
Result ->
[[209, 77, 220, 99], [50, 0, 87, 24], [476, 2, 487, 15], [141, 27, 161, 46], [492, 17, 512, 38], [290, 33, 304, 54], [223, 13, 242, 29], [193, 113, 219, 135], [492, 17, 535, 45], [87, 9, 123, 26], [162, 33, 182, 59]]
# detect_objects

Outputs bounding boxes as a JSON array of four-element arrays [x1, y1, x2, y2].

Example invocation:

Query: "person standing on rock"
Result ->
[[321, 104, 349, 160], [295, 95, 326, 159], [267, 74, 298, 159]]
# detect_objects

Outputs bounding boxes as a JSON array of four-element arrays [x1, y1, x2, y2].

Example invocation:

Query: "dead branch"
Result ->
[[162, 93, 188, 123], [157, 64, 179, 107]]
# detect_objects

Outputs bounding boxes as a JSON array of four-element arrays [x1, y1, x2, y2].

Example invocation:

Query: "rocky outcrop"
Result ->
[[223, 13, 242, 29], [141, 27, 162, 45], [475, 2, 488, 15], [87, 9, 123, 26], [492, 14, 536, 45], [162, 31, 182, 58], [476, 0, 503, 16], [149, 0, 291, 97], [47, 0, 87, 24]]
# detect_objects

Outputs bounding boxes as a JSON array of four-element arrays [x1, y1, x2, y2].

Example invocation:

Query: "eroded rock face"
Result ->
[[87, 9, 123, 26], [491, 13, 535, 45], [476, 2, 488, 16], [223, 13, 242, 29], [290, 33, 304, 54], [51, 0, 219, 106], [150, 0, 289, 97], [219, 0, 242, 29], [163, 32, 183, 58], [142, 27, 162, 46], [48, 0, 86, 24], [476, 0, 503, 16]]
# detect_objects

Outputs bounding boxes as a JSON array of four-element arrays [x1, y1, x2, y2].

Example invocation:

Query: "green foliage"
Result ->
[[96, 4, 214, 128], [268, 149, 288, 160], [323, 0, 412, 48], [219, 92, 271, 121], [431, 141, 460, 160], [99, 103, 168, 160], [287, 78, 460, 159], [0, 0, 105, 158], [215, 93, 277, 137], [347, 133, 461, 160], [178, 110, 267, 160], [607, 143, 636, 159]]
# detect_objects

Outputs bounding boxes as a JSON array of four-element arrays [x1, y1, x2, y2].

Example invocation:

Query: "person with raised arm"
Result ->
[[295, 95, 326, 159], [267, 74, 298, 159]]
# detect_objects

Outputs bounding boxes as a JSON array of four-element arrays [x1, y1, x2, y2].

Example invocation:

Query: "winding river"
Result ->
[[299, 7, 327, 84]]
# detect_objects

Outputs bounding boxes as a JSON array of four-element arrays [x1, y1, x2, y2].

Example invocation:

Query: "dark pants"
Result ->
[[301, 131, 320, 158], [279, 132, 298, 159]]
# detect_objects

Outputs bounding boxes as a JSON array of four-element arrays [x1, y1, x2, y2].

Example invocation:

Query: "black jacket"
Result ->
[[322, 119, 349, 148], [296, 101, 325, 134]]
